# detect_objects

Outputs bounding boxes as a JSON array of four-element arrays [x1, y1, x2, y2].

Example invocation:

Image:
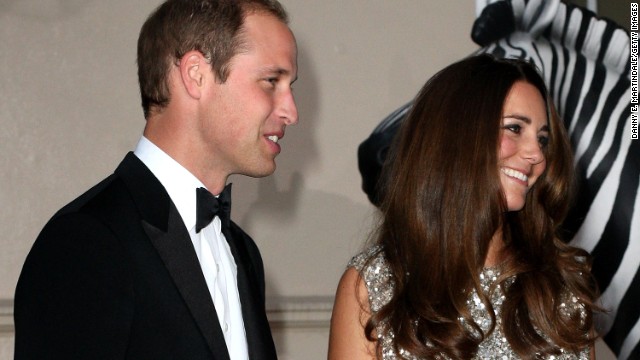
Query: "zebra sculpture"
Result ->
[[357, 1, 637, 358]]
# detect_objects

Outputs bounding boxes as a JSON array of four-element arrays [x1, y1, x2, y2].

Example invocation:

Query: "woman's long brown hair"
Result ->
[[365, 54, 600, 359]]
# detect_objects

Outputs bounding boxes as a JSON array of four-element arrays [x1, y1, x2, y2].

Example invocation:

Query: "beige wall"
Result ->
[[0, 1, 619, 359]]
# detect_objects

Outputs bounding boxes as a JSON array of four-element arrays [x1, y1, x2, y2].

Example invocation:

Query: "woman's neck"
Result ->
[[485, 227, 507, 267]]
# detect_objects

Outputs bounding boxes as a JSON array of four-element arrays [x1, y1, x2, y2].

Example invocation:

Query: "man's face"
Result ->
[[198, 12, 298, 179]]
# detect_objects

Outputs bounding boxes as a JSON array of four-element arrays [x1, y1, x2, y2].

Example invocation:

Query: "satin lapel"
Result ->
[[222, 226, 277, 360], [116, 153, 230, 360], [143, 208, 230, 360]]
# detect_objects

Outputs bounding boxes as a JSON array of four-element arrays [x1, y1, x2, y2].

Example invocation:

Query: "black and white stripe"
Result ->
[[475, 1, 637, 358]]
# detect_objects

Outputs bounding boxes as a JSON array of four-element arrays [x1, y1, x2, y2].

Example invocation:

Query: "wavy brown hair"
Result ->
[[365, 54, 600, 359]]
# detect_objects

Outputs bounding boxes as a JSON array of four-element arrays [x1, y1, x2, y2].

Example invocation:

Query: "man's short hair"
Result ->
[[137, 0, 289, 119]]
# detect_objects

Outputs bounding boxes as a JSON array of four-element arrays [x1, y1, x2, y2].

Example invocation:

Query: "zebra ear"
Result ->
[[357, 102, 411, 207], [471, 1, 515, 47]]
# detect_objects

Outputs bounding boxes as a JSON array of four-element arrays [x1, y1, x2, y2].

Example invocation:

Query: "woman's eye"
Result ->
[[504, 124, 521, 134], [538, 135, 550, 148]]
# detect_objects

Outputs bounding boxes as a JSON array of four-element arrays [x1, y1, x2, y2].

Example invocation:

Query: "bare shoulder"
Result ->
[[328, 267, 377, 360]]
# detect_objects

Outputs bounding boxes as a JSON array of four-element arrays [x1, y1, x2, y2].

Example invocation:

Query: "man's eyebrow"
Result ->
[[260, 66, 293, 75], [260, 66, 298, 83]]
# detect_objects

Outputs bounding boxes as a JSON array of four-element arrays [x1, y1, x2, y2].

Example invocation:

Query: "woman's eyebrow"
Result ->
[[503, 114, 531, 124]]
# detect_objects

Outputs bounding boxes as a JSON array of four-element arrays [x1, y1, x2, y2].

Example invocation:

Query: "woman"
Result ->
[[329, 55, 600, 359]]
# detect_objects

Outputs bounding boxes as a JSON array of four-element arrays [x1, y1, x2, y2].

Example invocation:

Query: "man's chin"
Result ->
[[244, 164, 277, 178]]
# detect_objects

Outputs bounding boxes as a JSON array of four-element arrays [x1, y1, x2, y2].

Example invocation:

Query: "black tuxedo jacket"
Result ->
[[14, 153, 277, 360]]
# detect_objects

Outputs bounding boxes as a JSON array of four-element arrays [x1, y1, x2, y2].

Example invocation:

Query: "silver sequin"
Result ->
[[348, 246, 590, 360]]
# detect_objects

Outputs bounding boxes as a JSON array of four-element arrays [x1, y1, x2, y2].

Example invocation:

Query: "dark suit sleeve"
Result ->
[[14, 212, 134, 360]]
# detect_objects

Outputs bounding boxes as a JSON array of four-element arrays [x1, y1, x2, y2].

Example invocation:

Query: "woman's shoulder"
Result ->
[[347, 245, 395, 313], [347, 245, 385, 271]]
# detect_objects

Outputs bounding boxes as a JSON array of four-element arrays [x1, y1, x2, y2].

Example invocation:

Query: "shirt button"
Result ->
[[216, 263, 220, 273], [224, 323, 229, 332]]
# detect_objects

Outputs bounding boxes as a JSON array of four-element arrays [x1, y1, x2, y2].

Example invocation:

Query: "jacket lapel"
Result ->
[[223, 225, 277, 360], [116, 153, 230, 360]]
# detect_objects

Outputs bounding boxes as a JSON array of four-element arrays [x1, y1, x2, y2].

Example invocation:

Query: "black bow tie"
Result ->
[[195, 184, 232, 233]]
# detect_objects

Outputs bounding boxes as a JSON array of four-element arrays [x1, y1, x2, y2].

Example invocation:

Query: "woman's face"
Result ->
[[498, 81, 549, 212]]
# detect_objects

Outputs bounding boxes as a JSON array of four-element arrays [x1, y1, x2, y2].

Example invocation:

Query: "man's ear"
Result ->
[[179, 50, 208, 99]]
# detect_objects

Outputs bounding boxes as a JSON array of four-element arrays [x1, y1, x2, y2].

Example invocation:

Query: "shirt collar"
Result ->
[[133, 136, 204, 232]]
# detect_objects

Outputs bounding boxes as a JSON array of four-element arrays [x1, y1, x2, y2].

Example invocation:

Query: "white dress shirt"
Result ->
[[134, 136, 249, 360]]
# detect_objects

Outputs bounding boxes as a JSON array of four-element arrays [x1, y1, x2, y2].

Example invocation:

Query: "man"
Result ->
[[14, 0, 298, 359]]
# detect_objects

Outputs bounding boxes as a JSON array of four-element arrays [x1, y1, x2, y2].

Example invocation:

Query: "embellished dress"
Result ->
[[348, 246, 590, 360]]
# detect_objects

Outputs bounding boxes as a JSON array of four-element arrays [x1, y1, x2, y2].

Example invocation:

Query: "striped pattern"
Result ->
[[359, 0, 637, 358], [475, 1, 637, 358]]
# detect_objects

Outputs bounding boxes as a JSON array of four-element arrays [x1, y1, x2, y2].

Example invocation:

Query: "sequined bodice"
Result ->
[[348, 246, 590, 359]]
